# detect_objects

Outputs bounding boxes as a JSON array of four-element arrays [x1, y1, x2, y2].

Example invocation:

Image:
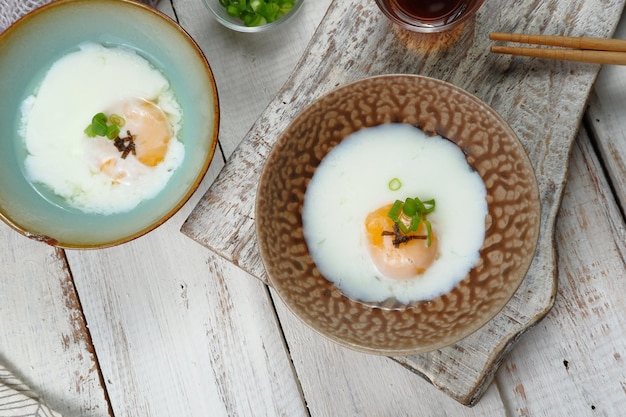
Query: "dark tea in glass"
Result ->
[[392, 0, 466, 21], [373, 0, 484, 32]]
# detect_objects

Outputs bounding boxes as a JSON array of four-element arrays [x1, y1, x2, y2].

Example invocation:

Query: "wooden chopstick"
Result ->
[[490, 32, 626, 52], [489, 32, 626, 65]]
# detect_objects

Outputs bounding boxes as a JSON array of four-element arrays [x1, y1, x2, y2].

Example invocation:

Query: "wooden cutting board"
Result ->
[[182, 0, 626, 405]]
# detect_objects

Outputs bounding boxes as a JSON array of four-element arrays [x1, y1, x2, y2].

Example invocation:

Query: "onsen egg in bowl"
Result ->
[[256, 75, 540, 355], [0, 0, 219, 248]]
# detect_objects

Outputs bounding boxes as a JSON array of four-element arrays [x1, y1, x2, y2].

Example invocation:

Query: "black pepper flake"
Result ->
[[382, 222, 427, 248], [113, 130, 137, 159]]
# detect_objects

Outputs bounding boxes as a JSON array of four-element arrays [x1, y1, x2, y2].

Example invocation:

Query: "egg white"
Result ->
[[302, 123, 488, 304], [20, 42, 184, 215]]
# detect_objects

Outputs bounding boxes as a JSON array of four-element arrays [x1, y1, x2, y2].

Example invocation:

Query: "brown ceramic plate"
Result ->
[[256, 74, 540, 355]]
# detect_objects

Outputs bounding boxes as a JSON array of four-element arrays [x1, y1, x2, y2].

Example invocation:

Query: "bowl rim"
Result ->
[[203, 0, 305, 33], [256, 74, 541, 355], [0, 0, 220, 249]]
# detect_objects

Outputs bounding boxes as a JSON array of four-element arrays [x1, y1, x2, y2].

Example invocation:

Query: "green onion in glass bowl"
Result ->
[[204, 0, 304, 32]]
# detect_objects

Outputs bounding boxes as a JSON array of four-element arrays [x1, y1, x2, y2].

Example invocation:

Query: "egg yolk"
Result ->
[[364, 204, 438, 280], [115, 98, 173, 167], [92, 98, 173, 183]]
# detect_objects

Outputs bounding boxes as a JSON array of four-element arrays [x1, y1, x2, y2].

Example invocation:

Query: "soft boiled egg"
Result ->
[[86, 98, 174, 185], [301, 123, 488, 304], [364, 203, 438, 279], [20, 42, 184, 215], [110, 97, 173, 168]]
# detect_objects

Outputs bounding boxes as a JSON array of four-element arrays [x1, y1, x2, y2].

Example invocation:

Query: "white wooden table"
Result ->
[[1, 0, 625, 416]]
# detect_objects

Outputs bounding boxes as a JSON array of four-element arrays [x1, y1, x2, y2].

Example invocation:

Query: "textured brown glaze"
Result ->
[[256, 75, 540, 355]]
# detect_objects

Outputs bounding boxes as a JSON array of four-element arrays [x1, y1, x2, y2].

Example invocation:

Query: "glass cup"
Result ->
[[374, 0, 486, 33]]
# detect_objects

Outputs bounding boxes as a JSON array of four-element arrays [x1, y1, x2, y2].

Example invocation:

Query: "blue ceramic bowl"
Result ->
[[0, 0, 220, 248]]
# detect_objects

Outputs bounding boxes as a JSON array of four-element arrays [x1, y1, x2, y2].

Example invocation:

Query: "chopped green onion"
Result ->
[[397, 221, 409, 234], [422, 199, 436, 214], [244, 13, 266, 26], [387, 200, 403, 223], [91, 118, 108, 137], [264, 3, 280, 21], [278, 0, 294, 13], [108, 113, 125, 128], [93, 112, 107, 124], [424, 219, 433, 247], [406, 215, 419, 233], [388, 177, 402, 191], [413, 196, 426, 215], [106, 124, 121, 140], [226, 5, 239, 16], [403, 197, 418, 217], [84, 112, 127, 140], [386, 196, 436, 247], [219, 0, 295, 27]]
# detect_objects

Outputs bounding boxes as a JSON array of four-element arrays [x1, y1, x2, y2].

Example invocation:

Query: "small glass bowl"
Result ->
[[203, 0, 305, 33], [374, 0, 485, 33]]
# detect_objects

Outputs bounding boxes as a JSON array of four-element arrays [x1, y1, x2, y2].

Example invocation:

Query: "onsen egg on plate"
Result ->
[[19, 42, 184, 215], [302, 123, 488, 305]]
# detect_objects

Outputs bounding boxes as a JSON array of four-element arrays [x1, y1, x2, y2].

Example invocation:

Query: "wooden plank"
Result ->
[[67, 237, 308, 417], [271, 286, 510, 416], [495, 127, 626, 416], [59, 0, 324, 416], [497, 13, 626, 414], [586, 88, 626, 211], [587, 90, 626, 209], [0, 223, 110, 417], [586, 10, 626, 211], [181, 0, 626, 404]]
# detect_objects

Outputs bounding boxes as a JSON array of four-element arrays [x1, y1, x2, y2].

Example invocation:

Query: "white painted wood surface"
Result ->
[[0, 1, 624, 417]]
